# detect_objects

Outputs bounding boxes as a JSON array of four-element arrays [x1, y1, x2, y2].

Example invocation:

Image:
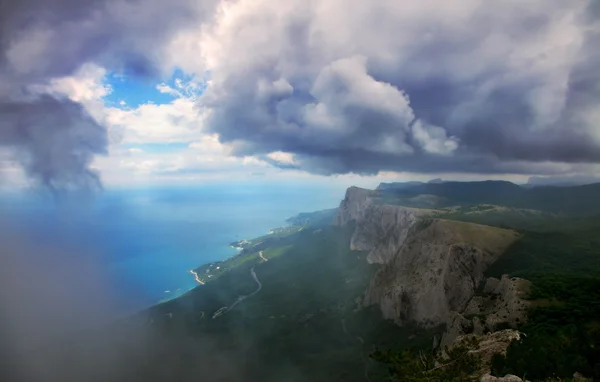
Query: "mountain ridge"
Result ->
[[23, 181, 600, 381], [334, 187, 520, 344], [374, 180, 600, 215]]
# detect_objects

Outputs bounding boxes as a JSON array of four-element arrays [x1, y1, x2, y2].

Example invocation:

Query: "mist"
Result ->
[[0, 185, 343, 381]]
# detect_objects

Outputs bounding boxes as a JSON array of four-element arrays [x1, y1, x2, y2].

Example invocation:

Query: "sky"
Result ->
[[1, 3, 600, 379], [1, 0, 600, 191]]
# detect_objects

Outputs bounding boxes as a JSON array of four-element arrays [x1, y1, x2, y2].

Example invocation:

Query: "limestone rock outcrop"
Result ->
[[452, 329, 522, 376], [335, 186, 520, 329], [464, 276, 530, 330], [480, 374, 523, 382], [335, 187, 420, 264]]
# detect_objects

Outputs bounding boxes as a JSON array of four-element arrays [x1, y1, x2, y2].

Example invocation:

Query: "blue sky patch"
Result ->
[[103, 68, 203, 109], [123, 142, 191, 154], [103, 73, 176, 108]]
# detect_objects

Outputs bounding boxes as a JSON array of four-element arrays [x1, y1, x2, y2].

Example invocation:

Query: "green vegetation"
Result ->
[[229, 225, 304, 250], [195, 226, 305, 282], [486, 226, 600, 279], [371, 337, 482, 381], [64, 182, 600, 381], [370, 184, 600, 381], [188, 183, 600, 381], [437, 205, 561, 232], [285, 208, 338, 227], [378, 181, 600, 216], [262, 244, 292, 260], [140, 224, 436, 381], [479, 217, 600, 380], [375, 193, 447, 209], [436, 219, 519, 256], [370, 217, 600, 381], [491, 276, 600, 380]]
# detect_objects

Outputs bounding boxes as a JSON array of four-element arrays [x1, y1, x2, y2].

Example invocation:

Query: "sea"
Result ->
[[0, 183, 345, 321]]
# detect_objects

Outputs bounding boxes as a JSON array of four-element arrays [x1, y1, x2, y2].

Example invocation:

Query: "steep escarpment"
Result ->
[[334, 186, 520, 330], [364, 220, 518, 325], [334, 184, 600, 381], [464, 276, 530, 331], [335, 186, 374, 226], [335, 186, 424, 264]]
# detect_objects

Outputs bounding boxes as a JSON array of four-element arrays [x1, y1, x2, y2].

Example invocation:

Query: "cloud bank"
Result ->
[[0, 0, 215, 190], [196, 0, 600, 176], [2, 0, 600, 187]]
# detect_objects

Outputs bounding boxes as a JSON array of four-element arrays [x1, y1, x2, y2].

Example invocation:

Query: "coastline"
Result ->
[[189, 269, 205, 285], [185, 208, 337, 289], [187, 227, 279, 285], [186, 220, 308, 286], [116, 223, 282, 319]]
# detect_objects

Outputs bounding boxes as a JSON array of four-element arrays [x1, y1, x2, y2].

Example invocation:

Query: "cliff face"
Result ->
[[335, 187, 421, 264], [464, 276, 530, 331], [334, 187, 519, 328], [334, 187, 373, 226], [363, 219, 518, 325]]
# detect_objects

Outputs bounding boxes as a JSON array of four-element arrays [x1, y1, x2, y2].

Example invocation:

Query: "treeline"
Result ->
[[486, 229, 600, 279], [491, 276, 600, 380], [371, 216, 600, 381], [488, 225, 600, 380], [371, 337, 482, 381]]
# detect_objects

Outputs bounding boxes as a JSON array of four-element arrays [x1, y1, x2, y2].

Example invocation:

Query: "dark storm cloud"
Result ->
[[0, 96, 107, 191], [0, 0, 216, 189], [3, 0, 599, 183], [198, 0, 600, 176], [0, 0, 215, 82]]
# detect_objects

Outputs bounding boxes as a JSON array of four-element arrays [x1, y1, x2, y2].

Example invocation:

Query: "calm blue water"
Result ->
[[0, 183, 343, 317]]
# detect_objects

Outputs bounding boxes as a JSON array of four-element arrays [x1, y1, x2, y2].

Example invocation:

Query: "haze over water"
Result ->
[[0, 183, 343, 317]]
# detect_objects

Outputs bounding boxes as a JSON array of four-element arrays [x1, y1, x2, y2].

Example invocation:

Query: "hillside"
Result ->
[[376, 180, 600, 216], [25, 182, 600, 382], [40, 224, 437, 382]]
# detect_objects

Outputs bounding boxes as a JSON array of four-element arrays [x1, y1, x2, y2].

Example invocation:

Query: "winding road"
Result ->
[[212, 266, 262, 318]]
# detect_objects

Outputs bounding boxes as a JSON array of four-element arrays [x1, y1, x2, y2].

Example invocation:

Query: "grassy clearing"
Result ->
[[435, 219, 520, 256], [262, 245, 292, 260]]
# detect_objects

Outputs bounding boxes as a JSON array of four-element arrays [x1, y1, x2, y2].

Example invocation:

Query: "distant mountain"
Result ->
[[376, 181, 425, 190], [376, 178, 446, 190], [427, 178, 445, 184], [527, 175, 600, 187], [285, 208, 338, 226], [375, 180, 600, 215]]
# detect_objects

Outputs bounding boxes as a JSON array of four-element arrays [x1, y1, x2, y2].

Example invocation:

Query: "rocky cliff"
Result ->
[[463, 276, 530, 331], [335, 186, 423, 264], [334, 187, 520, 332], [451, 329, 522, 377]]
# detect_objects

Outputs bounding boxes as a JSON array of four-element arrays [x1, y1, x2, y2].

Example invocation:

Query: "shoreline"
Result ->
[[185, 208, 336, 287], [189, 269, 205, 285], [187, 227, 278, 285]]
